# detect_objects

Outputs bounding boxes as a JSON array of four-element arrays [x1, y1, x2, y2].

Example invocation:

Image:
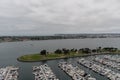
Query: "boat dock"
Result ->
[[93, 56, 120, 70], [103, 55, 120, 63], [78, 58, 120, 80], [33, 64, 59, 80], [0, 66, 19, 80], [58, 62, 96, 80]]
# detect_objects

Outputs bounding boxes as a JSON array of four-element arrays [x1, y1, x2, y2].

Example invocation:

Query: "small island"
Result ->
[[17, 47, 120, 62]]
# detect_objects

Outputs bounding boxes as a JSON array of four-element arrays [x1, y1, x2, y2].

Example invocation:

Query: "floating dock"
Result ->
[[33, 64, 59, 80], [0, 66, 19, 80], [78, 58, 120, 80], [58, 62, 96, 80]]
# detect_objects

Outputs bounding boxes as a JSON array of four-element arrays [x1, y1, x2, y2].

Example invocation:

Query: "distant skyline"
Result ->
[[0, 0, 120, 36]]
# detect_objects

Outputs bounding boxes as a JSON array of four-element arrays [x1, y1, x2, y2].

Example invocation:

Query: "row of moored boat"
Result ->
[[102, 55, 120, 63], [33, 64, 59, 80], [1, 55, 119, 80], [0, 66, 19, 80], [78, 58, 120, 80], [93, 56, 120, 70], [58, 62, 96, 80]]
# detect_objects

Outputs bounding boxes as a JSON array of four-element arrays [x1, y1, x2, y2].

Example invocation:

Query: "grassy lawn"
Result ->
[[17, 52, 86, 62], [18, 54, 43, 61], [17, 51, 120, 62]]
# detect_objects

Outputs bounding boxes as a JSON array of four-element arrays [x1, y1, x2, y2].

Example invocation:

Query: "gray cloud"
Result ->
[[0, 0, 120, 35]]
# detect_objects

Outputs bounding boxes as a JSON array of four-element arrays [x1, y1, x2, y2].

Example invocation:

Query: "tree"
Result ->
[[81, 48, 91, 54], [71, 48, 75, 52], [64, 49, 69, 55], [103, 47, 118, 52], [62, 48, 69, 55], [40, 50, 47, 55], [54, 49, 62, 54], [98, 46, 102, 53], [74, 49, 78, 53], [71, 48, 78, 53], [92, 49, 97, 53]]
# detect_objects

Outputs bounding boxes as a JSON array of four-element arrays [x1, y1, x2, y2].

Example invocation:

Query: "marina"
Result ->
[[103, 55, 120, 63], [93, 55, 120, 70], [78, 57, 120, 80], [0, 38, 120, 80], [58, 61, 96, 80], [0, 66, 19, 80], [1, 0, 120, 79], [33, 64, 59, 80]]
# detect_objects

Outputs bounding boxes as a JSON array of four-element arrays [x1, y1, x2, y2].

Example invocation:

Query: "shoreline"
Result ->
[[1, 37, 120, 43], [17, 53, 120, 62]]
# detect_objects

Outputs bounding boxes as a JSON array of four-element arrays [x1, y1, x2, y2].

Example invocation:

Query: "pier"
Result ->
[[33, 64, 59, 80], [0, 66, 19, 80], [58, 62, 96, 80], [93, 55, 120, 70], [78, 58, 120, 80]]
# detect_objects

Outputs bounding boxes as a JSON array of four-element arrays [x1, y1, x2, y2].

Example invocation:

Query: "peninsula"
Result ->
[[17, 47, 119, 62]]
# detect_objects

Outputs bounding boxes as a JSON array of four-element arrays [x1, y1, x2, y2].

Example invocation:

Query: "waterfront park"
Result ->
[[18, 47, 119, 62]]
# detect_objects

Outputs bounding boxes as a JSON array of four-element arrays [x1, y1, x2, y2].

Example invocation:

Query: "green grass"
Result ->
[[17, 51, 120, 62], [18, 54, 43, 61], [17, 52, 86, 62]]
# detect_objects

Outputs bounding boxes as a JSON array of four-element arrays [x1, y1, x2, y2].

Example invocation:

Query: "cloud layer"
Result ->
[[0, 0, 120, 35]]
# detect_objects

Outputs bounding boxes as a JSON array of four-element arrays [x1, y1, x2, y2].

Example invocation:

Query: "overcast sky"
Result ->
[[0, 0, 120, 36]]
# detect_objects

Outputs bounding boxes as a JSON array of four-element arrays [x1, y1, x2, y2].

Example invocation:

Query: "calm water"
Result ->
[[0, 38, 120, 80]]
